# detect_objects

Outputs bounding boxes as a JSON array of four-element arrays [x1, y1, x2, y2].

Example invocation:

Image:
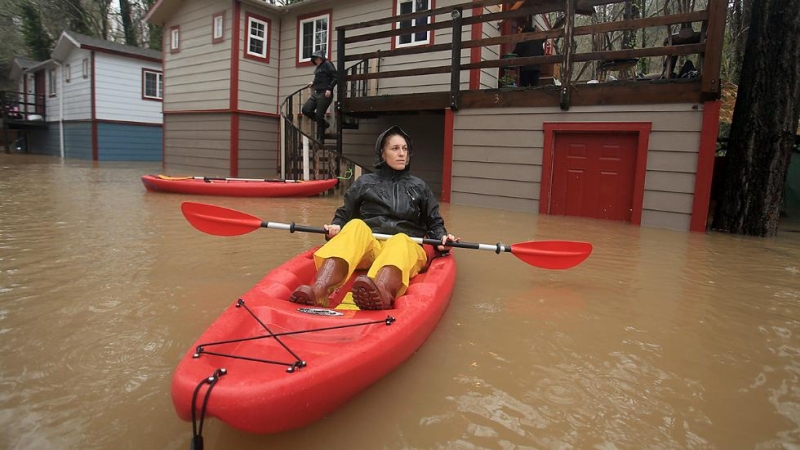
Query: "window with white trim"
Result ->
[[298, 13, 329, 63], [82, 58, 89, 78], [48, 68, 57, 96], [170, 26, 180, 52], [143, 70, 163, 100], [396, 0, 431, 47], [212, 13, 224, 43], [64, 64, 71, 83], [246, 15, 269, 59]]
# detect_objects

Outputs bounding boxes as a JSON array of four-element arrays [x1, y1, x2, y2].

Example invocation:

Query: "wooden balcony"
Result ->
[[334, 0, 726, 116], [1, 91, 47, 128]]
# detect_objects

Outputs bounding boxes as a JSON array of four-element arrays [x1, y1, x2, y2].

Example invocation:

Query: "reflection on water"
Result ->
[[1, 154, 800, 449]]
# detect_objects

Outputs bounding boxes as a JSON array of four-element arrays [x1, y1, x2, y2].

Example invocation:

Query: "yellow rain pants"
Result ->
[[313, 219, 427, 297]]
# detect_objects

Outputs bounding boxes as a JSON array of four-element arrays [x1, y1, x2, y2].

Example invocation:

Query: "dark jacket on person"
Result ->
[[330, 126, 447, 240], [331, 166, 447, 240], [513, 27, 545, 72], [312, 58, 338, 92]]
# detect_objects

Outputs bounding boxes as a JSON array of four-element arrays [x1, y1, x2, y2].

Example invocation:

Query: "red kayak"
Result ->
[[170, 247, 456, 434], [141, 175, 337, 197]]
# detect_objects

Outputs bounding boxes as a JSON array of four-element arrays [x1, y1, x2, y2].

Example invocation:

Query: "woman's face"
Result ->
[[381, 134, 409, 171]]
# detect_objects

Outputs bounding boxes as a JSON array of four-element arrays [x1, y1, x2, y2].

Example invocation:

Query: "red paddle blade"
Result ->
[[510, 241, 593, 270], [181, 202, 262, 236]]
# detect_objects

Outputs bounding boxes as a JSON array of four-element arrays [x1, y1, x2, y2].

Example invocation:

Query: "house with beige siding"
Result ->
[[144, 0, 727, 232]]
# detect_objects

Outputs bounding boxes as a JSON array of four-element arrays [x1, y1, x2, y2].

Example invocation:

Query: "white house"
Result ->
[[11, 31, 164, 161]]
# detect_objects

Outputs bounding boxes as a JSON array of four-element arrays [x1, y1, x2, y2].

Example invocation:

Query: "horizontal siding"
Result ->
[[451, 103, 705, 231], [453, 177, 539, 199], [64, 123, 93, 160], [643, 190, 694, 214], [97, 123, 162, 161], [164, 0, 232, 112], [647, 151, 697, 172], [44, 67, 59, 122], [278, 0, 471, 105], [238, 5, 280, 114], [238, 115, 279, 178], [453, 191, 538, 212], [645, 171, 696, 194], [641, 209, 692, 230], [62, 49, 92, 121], [453, 161, 539, 182], [164, 113, 231, 175], [457, 145, 543, 164], [27, 126, 60, 157], [95, 53, 163, 124], [479, 5, 501, 90]]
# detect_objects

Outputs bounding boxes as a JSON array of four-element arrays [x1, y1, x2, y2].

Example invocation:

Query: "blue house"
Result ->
[[9, 31, 163, 161]]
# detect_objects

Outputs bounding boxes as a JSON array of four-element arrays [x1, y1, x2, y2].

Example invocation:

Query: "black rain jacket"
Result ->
[[331, 165, 447, 241], [312, 59, 338, 92]]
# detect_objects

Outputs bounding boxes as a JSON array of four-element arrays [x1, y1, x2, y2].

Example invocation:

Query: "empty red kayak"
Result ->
[[170, 247, 456, 434], [141, 175, 337, 197]]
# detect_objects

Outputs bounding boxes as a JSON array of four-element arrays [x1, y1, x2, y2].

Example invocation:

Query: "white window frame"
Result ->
[[298, 13, 330, 63], [64, 64, 71, 83], [170, 26, 180, 52], [48, 68, 57, 96], [246, 15, 269, 60], [395, 0, 432, 48], [82, 58, 89, 78], [143, 70, 163, 100], [212, 13, 224, 43]]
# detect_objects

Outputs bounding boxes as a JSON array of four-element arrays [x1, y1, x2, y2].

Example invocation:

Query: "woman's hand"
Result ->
[[437, 234, 459, 251], [324, 224, 341, 238]]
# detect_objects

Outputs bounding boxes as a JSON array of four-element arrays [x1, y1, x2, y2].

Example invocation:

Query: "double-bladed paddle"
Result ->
[[180, 201, 592, 270]]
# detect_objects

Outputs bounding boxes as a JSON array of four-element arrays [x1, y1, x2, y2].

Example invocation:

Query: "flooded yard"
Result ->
[[1, 153, 800, 449]]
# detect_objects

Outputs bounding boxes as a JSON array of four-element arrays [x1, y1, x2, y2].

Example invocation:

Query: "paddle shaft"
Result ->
[[264, 221, 510, 252], [197, 176, 301, 183], [180, 201, 593, 270]]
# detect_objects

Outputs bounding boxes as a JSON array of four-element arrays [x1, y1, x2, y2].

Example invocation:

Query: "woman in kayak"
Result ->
[[290, 125, 457, 310]]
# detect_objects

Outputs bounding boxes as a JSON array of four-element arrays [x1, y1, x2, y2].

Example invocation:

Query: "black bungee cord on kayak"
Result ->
[[190, 368, 227, 450], [184, 299, 395, 448], [193, 299, 396, 372]]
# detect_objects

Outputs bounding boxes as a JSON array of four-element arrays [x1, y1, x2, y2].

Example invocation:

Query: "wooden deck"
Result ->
[[343, 79, 703, 115], [335, 0, 725, 124]]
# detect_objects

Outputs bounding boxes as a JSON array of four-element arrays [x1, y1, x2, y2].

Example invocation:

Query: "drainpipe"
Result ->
[[53, 60, 65, 158]]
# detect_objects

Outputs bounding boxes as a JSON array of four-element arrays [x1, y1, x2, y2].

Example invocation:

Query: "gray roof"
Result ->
[[63, 31, 161, 60], [13, 56, 40, 69]]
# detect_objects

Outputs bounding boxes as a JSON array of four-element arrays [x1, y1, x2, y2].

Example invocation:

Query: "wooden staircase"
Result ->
[[280, 79, 370, 193]]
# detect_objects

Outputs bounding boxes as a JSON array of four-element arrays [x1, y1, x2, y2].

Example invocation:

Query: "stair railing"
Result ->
[[279, 86, 361, 192]]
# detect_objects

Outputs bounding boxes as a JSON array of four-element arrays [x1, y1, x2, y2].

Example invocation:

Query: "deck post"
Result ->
[[450, 8, 463, 111], [560, 0, 576, 111], [336, 27, 346, 178], [700, 0, 726, 98]]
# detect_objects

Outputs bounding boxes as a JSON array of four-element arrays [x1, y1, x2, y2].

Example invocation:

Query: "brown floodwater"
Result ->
[[1, 153, 800, 450]]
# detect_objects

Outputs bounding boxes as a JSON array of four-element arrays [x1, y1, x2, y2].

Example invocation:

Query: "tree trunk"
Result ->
[[119, 0, 137, 46], [712, 0, 800, 236], [729, 0, 752, 83]]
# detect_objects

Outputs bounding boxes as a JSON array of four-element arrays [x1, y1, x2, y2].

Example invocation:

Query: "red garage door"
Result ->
[[549, 132, 638, 221]]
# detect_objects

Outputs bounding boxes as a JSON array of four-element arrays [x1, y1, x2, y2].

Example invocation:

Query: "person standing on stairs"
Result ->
[[289, 126, 458, 310], [302, 50, 338, 143]]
